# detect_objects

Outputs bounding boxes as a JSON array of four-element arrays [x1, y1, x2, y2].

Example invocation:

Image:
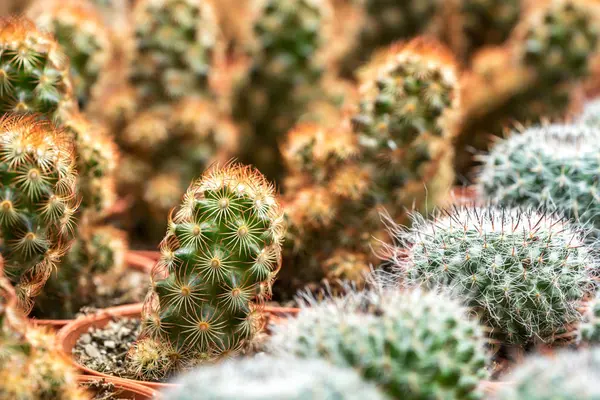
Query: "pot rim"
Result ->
[[29, 251, 155, 328], [77, 374, 158, 398], [58, 302, 300, 390]]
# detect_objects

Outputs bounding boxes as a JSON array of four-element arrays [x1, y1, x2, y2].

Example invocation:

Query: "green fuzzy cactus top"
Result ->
[[391, 206, 598, 346], [0, 114, 79, 312], [163, 356, 388, 400], [0, 18, 77, 122], [128, 163, 286, 380], [496, 348, 600, 399], [478, 124, 600, 230], [270, 287, 489, 399], [28, 0, 115, 108], [131, 0, 221, 103]]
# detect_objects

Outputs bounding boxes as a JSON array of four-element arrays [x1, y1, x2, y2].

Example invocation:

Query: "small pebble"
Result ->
[[84, 344, 101, 359]]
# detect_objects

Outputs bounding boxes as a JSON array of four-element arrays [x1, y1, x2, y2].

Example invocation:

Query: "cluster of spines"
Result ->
[[270, 286, 489, 399], [128, 163, 286, 379], [390, 206, 598, 346], [0, 114, 79, 312]]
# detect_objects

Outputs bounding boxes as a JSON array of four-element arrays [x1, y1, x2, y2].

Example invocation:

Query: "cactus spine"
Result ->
[[390, 206, 598, 346], [128, 164, 286, 380], [478, 124, 600, 230], [163, 356, 388, 400], [270, 288, 489, 399]]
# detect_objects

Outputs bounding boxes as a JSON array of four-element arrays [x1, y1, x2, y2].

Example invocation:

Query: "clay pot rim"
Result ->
[[58, 302, 300, 390], [29, 251, 155, 328], [77, 374, 157, 398]]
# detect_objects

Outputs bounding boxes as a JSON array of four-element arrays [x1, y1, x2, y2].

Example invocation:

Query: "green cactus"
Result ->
[[478, 124, 600, 230], [496, 348, 600, 399], [163, 356, 388, 400], [131, 0, 221, 104], [234, 0, 331, 182], [270, 287, 489, 400], [390, 206, 597, 346], [0, 17, 77, 122], [127, 163, 286, 380], [579, 292, 600, 345], [0, 114, 79, 312], [27, 0, 116, 108]]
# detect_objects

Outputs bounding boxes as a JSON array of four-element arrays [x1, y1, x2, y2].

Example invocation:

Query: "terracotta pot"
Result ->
[[77, 375, 157, 399], [129, 250, 160, 262], [480, 380, 510, 396], [29, 251, 155, 330], [449, 185, 478, 206], [58, 302, 299, 390]]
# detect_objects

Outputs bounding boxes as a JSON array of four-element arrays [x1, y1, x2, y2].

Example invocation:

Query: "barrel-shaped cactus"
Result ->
[[163, 356, 388, 400], [478, 124, 600, 230], [27, 0, 116, 108], [496, 348, 600, 399], [0, 17, 77, 122], [128, 163, 286, 379], [131, 0, 222, 103], [0, 114, 78, 312], [391, 206, 598, 346], [270, 288, 489, 399]]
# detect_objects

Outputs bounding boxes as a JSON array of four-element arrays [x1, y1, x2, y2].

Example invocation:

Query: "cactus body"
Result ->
[[0, 115, 78, 312], [128, 164, 286, 379], [270, 288, 488, 399], [391, 206, 598, 346], [579, 292, 600, 345], [163, 356, 387, 400], [496, 348, 600, 399], [479, 124, 600, 230]]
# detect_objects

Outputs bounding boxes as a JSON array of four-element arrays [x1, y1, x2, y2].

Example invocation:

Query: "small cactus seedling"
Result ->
[[478, 124, 600, 230], [27, 0, 117, 108], [391, 206, 598, 346], [162, 356, 388, 400], [128, 163, 286, 380], [0, 17, 78, 122], [496, 348, 600, 399], [270, 287, 489, 399], [0, 114, 78, 312], [131, 0, 222, 103]]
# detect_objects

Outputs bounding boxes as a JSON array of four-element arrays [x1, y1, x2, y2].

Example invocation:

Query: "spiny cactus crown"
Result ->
[[496, 348, 600, 399], [0, 114, 78, 312], [391, 206, 598, 345], [132, 0, 221, 102], [28, 0, 115, 107], [0, 17, 77, 122], [579, 291, 600, 345], [270, 287, 489, 399], [513, 0, 599, 81], [163, 355, 387, 400], [129, 163, 286, 379], [478, 124, 600, 230]]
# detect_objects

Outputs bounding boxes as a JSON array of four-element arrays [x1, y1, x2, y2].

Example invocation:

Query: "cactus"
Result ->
[[496, 348, 600, 399], [478, 124, 600, 230], [446, 0, 521, 62], [579, 292, 600, 345], [0, 114, 78, 312], [0, 17, 78, 122], [27, 0, 117, 108], [127, 163, 286, 380], [454, 0, 600, 175], [389, 206, 598, 346], [270, 287, 489, 399], [233, 0, 332, 182], [0, 277, 87, 399], [131, 0, 222, 104], [579, 97, 600, 128], [162, 356, 388, 400]]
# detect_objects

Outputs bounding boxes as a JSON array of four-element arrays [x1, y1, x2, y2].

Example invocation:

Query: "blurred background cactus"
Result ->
[[579, 292, 600, 345], [128, 163, 286, 380], [163, 356, 387, 400], [270, 287, 489, 399], [478, 124, 600, 230], [390, 206, 598, 346]]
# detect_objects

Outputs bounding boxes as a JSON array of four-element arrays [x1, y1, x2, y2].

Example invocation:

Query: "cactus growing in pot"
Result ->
[[389, 206, 599, 346], [163, 355, 388, 400], [127, 163, 286, 380], [478, 124, 600, 230], [270, 287, 489, 399]]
